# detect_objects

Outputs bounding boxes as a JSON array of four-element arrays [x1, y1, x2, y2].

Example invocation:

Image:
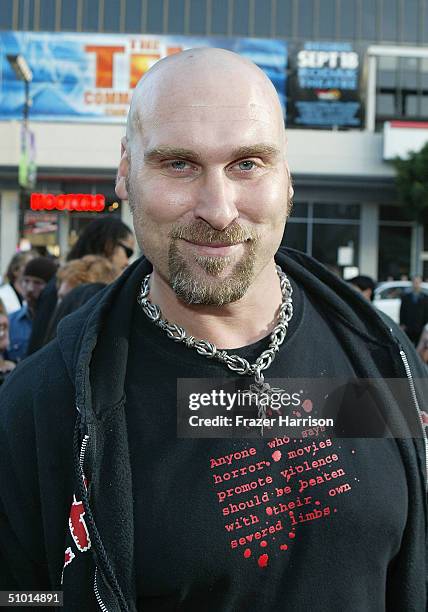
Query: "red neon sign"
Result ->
[[30, 193, 105, 212]]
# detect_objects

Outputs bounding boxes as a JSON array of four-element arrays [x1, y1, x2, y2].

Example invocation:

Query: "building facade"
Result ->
[[1, 0, 428, 280]]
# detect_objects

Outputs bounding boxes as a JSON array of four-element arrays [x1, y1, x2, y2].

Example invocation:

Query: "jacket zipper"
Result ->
[[94, 567, 109, 612], [398, 346, 428, 489], [79, 433, 89, 471], [79, 433, 111, 611]]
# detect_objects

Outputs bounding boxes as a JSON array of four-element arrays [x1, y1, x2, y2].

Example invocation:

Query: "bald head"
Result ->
[[126, 48, 285, 150]]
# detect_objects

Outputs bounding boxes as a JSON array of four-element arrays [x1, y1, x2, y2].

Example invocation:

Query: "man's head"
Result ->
[[116, 48, 292, 305], [348, 275, 376, 302], [412, 275, 422, 293], [21, 257, 57, 315]]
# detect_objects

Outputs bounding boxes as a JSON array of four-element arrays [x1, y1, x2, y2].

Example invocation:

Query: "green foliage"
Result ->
[[391, 142, 428, 222]]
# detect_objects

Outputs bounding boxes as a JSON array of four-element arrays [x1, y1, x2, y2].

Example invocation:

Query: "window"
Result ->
[[18, 0, 34, 30], [0, 0, 14, 29], [339, 0, 356, 39], [61, 0, 78, 30], [312, 224, 359, 269], [189, 0, 206, 35], [168, 0, 185, 33], [313, 203, 360, 220], [297, 0, 314, 38], [282, 222, 307, 251], [82, 0, 99, 31], [290, 202, 308, 218], [379, 205, 413, 222], [378, 226, 412, 280], [104, 0, 121, 31], [233, 0, 249, 36], [376, 93, 395, 116], [318, 0, 336, 39], [401, 0, 418, 42], [147, 0, 163, 33], [405, 95, 419, 116], [211, 0, 228, 34], [381, 0, 398, 41], [254, 0, 271, 37], [275, 0, 293, 37], [39, 0, 56, 30], [361, 0, 376, 40], [377, 55, 398, 88], [125, 0, 142, 32], [401, 57, 418, 89], [421, 95, 428, 116]]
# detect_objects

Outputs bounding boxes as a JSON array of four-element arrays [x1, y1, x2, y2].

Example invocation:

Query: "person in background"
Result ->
[[56, 255, 120, 302], [0, 299, 16, 384], [66, 217, 135, 273], [42, 256, 120, 345], [348, 275, 376, 302], [0, 252, 36, 314], [26, 217, 135, 356], [399, 275, 428, 345], [7, 257, 57, 362]]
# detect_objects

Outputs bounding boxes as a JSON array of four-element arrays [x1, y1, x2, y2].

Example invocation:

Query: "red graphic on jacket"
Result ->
[[61, 479, 92, 583], [69, 494, 92, 552], [64, 546, 75, 567]]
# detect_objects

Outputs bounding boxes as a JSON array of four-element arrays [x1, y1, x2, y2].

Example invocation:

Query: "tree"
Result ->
[[391, 142, 428, 223]]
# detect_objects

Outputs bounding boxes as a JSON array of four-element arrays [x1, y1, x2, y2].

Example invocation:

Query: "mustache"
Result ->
[[169, 221, 259, 245]]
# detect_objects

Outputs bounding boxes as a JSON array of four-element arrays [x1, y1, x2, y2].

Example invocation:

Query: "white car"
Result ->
[[373, 281, 428, 323]]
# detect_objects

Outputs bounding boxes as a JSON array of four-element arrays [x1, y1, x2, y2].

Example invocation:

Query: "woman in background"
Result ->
[[0, 299, 16, 384]]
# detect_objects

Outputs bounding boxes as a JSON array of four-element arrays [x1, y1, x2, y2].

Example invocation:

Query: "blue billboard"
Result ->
[[0, 32, 287, 123]]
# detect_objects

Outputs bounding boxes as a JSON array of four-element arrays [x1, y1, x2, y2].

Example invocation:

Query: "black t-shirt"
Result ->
[[125, 278, 407, 611]]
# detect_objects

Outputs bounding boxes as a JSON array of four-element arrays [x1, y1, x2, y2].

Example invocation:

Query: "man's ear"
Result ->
[[115, 137, 129, 200]]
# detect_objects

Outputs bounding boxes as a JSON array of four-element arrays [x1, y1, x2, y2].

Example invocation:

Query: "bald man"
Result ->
[[0, 49, 426, 611]]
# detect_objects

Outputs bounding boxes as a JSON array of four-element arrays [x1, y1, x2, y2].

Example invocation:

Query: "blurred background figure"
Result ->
[[56, 255, 120, 302], [348, 275, 376, 302], [0, 299, 16, 385], [7, 256, 57, 362], [42, 255, 120, 344], [27, 217, 134, 356], [66, 217, 135, 272], [416, 324, 428, 365], [399, 275, 428, 345], [0, 251, 36, 314]]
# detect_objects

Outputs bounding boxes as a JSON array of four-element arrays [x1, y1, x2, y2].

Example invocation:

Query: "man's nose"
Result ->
[[192, 170, 239, 230]]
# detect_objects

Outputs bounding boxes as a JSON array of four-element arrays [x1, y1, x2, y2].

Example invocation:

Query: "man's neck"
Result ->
[[147, 262, 283, 349]]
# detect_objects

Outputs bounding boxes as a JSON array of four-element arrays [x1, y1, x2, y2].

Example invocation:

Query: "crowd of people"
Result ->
[[348, 274, 428, 364], [0, 216, 135, 383]]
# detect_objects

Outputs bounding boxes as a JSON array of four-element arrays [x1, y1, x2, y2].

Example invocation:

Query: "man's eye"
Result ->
[[169, 160, 189, 171], [237, 160, 256, 171]]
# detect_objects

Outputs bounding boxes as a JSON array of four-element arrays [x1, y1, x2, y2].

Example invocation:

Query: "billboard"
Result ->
[[288, 41, 361, 128], [0, 32, 287, 123]]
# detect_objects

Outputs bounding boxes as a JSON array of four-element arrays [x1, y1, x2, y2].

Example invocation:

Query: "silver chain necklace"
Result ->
[[137, 265, 293, 432]]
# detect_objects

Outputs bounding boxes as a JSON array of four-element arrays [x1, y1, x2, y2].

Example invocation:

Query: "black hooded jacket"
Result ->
[[0, 248, 427, 611]]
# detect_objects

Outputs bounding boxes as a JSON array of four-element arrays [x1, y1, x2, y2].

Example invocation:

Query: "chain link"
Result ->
[[137, 265, 293, 380]]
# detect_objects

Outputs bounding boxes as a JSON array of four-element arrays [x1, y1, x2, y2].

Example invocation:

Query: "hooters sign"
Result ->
[[0, 32, 287, 123], [30, 193, 105, 212]]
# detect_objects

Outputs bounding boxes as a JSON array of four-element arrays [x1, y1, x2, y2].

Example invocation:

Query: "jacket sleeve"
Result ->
[[0, 364, 52, 590]]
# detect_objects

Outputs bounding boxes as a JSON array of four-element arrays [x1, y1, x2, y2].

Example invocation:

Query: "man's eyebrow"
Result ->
[[230, 144, 281, 160], [144, 147, 203, 163]]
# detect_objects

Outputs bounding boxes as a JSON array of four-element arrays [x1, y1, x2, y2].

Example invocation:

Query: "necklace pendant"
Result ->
[[248, 379, 285, 437]]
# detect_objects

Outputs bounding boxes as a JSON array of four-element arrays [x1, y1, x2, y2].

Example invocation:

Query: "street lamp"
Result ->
[[6, 54, 35, 246], [6, 54, 33, 128]]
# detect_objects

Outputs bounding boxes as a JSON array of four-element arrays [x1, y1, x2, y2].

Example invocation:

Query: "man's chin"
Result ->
[[169, 266, 254, 305]]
